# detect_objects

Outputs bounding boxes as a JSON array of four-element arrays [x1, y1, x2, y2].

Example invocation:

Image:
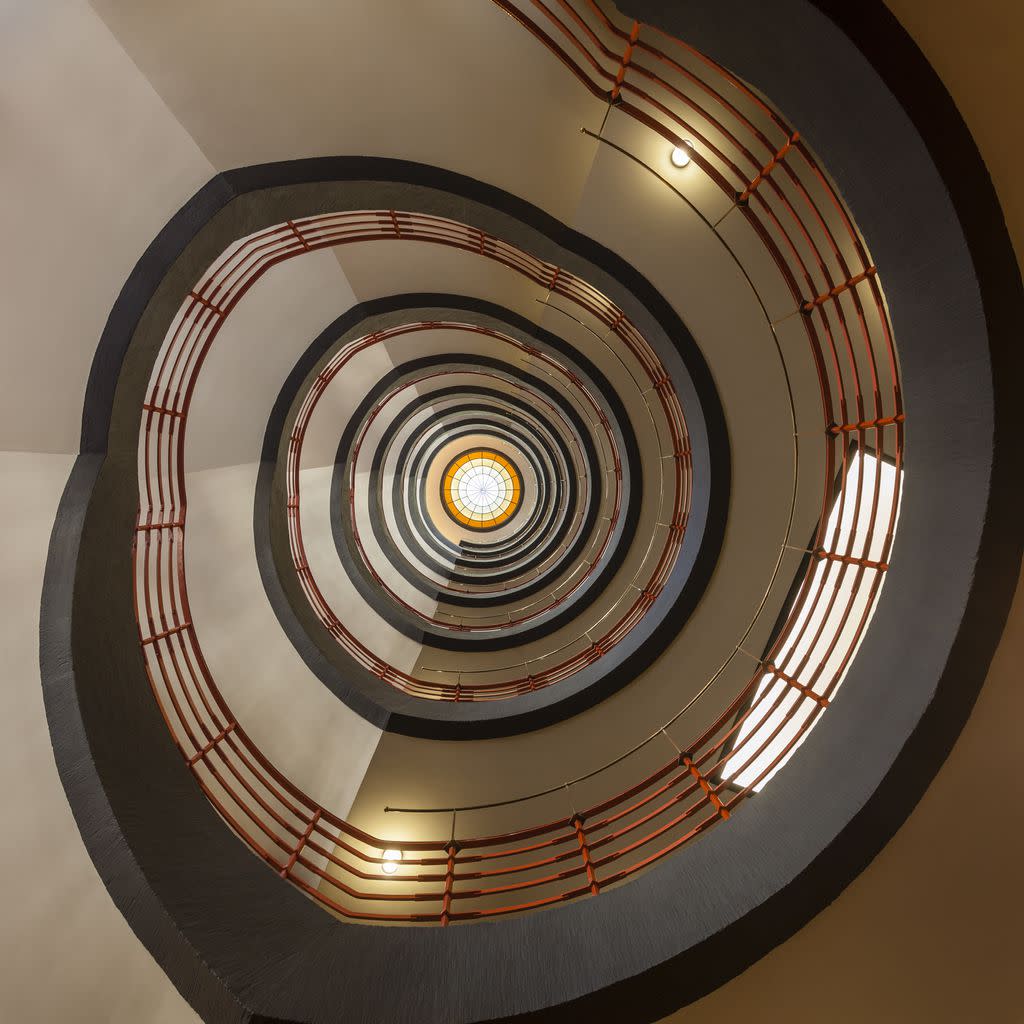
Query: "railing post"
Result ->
[[440, 841, 459, 926], [573, 815, 600, 896], [609, 21, 640, 101], [763, 665, 830, 709], [187, 721, 236, 767], [736, 132, 800, 205], [827, 412, 905, 435], [800, 266, 878, 313], [280, 809, 321, 879], [681, 752, 730, 819]]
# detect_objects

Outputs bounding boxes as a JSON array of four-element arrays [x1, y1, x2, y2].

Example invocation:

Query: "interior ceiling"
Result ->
[[0, 0, 1020, 1021]]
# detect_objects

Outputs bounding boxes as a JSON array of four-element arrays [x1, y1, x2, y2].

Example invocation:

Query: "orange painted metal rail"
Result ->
[[285, 300, 686, 697], [132, 0, 902, 924]]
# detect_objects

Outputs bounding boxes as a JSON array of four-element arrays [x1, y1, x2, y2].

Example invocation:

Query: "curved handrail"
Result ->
[[284, 310, 684, 697], [132, 0, 902, 925]]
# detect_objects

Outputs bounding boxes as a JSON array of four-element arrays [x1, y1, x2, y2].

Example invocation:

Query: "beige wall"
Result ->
[[0, 452, 200, 1023], [0, 0, 214, 454], [0, 1, 209, 1018], [87, 0, 604, 223], [184, 462, 384, 811], [663, 2, 1024, 1020]]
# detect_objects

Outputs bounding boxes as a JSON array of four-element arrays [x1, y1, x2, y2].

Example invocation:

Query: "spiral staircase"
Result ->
[[2, 1, 1022, 1021]]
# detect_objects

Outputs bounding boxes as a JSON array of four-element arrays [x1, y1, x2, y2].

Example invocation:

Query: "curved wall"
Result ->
[[1, 1, 1021, 1022], [661, 1, 1024, 1019]]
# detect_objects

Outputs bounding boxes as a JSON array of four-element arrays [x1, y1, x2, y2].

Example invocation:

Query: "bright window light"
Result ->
[[726, 451, 901, 791]]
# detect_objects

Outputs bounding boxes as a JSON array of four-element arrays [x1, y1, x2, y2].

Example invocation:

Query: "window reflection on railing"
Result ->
[[725, 450, 902, 792]]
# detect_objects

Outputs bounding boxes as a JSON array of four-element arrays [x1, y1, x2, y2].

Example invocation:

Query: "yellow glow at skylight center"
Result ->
[[442, 451, 521, 528]]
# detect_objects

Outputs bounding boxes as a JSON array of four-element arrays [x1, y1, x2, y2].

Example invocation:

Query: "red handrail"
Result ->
[[285, 304, 686, 696], [131, 1, 903, 925]]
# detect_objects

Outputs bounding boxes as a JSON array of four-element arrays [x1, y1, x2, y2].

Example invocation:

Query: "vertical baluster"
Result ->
[[440, 842, 458, 926], [280, 809, 321, 879], [681, 753, 730, 819], [573, 815, 600, 896]]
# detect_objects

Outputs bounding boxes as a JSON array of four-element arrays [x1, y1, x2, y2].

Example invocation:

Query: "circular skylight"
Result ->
[[442, 450, 521, 528]]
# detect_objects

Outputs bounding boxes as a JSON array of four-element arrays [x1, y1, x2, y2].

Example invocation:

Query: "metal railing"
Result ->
[[285, 309, 688, 699], [131, 0, 902, 924]]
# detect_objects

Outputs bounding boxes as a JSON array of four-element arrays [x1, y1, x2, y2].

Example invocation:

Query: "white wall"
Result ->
[[0, 452, 199, 1023], [0, 2, 215, 1017], [0, 0, 214, 454], [184, 461, 383, 813]]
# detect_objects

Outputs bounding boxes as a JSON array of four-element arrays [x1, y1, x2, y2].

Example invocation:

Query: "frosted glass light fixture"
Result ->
[[442, 450, 521, 528], [670, 142, 693, 168]]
